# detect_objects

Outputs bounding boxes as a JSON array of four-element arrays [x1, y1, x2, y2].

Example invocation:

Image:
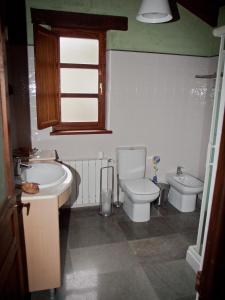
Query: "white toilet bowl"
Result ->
[[120, 178, 160, 222], [117, 147, 160, 222], [166, 173, 203, 212]]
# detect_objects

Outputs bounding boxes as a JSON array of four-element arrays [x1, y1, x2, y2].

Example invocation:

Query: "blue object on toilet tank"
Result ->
[[152, 175, 158, 183], [152, 155, 160, 183]]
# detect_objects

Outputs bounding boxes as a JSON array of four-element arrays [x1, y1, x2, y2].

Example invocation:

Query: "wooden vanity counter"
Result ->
[[21, 163, 72, 292]]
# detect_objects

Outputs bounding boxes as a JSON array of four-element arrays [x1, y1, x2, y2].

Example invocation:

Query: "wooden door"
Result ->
[[0, 196, 28, 300], [0, 10, 29, 300]]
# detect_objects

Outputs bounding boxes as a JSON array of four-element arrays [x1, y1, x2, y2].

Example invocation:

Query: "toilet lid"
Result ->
[[122, 178, 159, 195]]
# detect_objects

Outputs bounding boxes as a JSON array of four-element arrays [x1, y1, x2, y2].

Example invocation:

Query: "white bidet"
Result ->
[[166, 173, 203, 212]]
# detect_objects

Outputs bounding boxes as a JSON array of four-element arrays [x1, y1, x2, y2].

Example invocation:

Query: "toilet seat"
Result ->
[[120, 178, 160, 203]]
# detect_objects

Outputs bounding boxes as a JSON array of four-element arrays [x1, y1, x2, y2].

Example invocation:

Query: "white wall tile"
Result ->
[[28, 46, 216, 182]]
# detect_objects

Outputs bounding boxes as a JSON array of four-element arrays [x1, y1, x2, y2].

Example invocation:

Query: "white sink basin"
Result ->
[[22, 162, 67, 189]]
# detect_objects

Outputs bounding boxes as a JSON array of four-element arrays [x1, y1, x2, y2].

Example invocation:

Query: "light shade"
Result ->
[[136, 0, 173, 23]]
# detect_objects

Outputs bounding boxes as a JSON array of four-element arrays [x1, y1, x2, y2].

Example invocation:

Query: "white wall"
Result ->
[[28, 47, 216, 182]]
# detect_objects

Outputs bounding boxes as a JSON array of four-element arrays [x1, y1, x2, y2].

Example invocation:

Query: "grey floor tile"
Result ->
[[118, 216, 175, 241], [69, 206, 126, 223], [157, 201, 181, 216], [176, 296, 196, 300], [57, 266, 159, 300], [97, 267, 159, 300], [68, 220, 127, 249], [181, 230, 198, 245], [31, 290, 51, 300], [32, 205, 199, 300], [57, 271, 99, 300], [111, 207, 132, 222], [70, 242, 138, 275], [142, 259, 196, 300], [61, 250, 74, 278], [70, 206, 100, 218], [151, 203, 163, 217], [118, 220, 150, 240], [164, 213, 200, 233], [146, 216, 176, 236], [69, 214, 115, 229], [129, 233, 191, 265]]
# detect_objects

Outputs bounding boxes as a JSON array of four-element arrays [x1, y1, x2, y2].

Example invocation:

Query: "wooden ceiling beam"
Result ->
[[177, 0, 221, 27], [31, 8, 128, 32]]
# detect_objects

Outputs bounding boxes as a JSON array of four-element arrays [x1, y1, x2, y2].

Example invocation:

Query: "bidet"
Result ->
[[166, 172, 203, 212]]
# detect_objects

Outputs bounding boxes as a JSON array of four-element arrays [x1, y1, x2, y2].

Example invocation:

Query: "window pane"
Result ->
[[60, 68, 98, 94], [61, 98, 98, 122], [60, 37, 99, 64]]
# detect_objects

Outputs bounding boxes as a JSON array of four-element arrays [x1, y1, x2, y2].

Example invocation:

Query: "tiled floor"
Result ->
[[31, 201, 199, 300]]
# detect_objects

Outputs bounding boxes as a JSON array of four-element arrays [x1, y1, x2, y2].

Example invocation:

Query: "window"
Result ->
[[32, 9, 127, 135], [55, 28, 106, 131]]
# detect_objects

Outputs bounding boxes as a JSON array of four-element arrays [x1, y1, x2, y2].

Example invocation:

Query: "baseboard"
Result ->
[[186, 245, 201, 273]]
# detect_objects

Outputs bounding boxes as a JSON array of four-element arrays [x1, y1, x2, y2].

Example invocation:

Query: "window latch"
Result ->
[[100, 82, 103, 95]]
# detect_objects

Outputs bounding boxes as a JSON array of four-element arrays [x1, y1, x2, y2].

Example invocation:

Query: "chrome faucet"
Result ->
[[14, 157, 32, 177], [176, 166, 184, 176]]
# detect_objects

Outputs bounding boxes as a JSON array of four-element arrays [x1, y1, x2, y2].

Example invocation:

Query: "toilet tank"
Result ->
[[117, 147, 146, 180]]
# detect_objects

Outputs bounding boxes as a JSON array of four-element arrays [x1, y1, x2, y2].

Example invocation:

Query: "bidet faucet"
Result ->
[[176, 166, 184, 176]]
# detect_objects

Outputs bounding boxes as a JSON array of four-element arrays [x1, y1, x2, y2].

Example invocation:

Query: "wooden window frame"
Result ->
[[32, 9, 128, 135], [34, 26, 109, 134], [52, 28, 106, 132]]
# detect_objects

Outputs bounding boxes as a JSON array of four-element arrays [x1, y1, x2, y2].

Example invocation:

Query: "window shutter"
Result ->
[[34, 25, 60, 129]]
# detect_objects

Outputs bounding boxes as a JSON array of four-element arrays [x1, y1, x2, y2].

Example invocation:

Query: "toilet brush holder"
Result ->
[[99, 165, 114, 217]]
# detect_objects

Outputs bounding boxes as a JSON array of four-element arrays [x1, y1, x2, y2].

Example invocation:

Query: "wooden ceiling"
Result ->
[[177, 0, 225, 26]]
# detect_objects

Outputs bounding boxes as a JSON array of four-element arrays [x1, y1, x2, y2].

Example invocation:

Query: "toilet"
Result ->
[[117, 147, 160, 222]]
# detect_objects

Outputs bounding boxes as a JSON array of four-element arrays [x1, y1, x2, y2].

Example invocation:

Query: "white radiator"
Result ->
[[63, 159, 113, 208]]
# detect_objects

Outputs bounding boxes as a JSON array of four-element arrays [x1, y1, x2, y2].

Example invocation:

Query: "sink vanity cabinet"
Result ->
[[21, 161, 72, 292]]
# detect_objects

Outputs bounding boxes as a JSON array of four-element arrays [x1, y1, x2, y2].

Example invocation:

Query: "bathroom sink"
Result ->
[[22, 162, 67, 189]]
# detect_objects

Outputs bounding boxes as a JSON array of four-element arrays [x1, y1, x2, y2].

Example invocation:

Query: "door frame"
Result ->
[[0, 3, 13, 198], [0, 6, 29, 299], [197, 108, 225, 299]]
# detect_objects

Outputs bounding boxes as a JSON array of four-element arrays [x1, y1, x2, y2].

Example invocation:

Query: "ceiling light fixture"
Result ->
[[136, 0, 173, 23]]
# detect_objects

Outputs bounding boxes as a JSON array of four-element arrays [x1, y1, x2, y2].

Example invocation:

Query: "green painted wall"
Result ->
[[26, 0, 223, 56], [218, 5, 225, 26]]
